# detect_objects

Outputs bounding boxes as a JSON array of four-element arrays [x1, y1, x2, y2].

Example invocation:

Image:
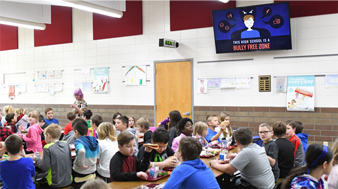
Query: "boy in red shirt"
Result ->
[[285, 121, 304, 167]]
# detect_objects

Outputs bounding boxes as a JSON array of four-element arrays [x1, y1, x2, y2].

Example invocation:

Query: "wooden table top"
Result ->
[[108, 146, 239, 188]]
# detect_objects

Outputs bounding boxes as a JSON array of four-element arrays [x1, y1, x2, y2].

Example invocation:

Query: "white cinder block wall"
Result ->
[[0, 0, 338, 108]]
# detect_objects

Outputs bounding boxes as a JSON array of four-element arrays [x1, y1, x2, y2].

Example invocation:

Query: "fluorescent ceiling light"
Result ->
[[0, 16, 46, 30], [46, 0, 123, 18], [219, 0, 230, 3]]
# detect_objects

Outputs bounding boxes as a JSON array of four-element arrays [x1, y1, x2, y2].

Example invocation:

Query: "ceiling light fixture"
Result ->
[[219, 0, 230, 3], [0, 16, 46, 30], [46, 0, 123, 18]]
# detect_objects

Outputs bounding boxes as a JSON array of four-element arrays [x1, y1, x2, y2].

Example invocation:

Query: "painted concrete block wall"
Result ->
[[0, 0, 338, 108]]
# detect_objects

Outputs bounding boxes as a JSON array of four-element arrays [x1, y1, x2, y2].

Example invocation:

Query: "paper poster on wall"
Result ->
[[325, 75, 338, 88], [275, 76, 287, 93], [207, 78, 221, 89], [221, 78, 236, 88], [93, 67, 109, 93], [287, 75, 315, 111], [197, 79, 207, 94], [236, 77, 251, 89], [55, 70, 62, 79], [39, 71, 46, 80], [125, 66, 147, 86], [74, 82, 81, 90], [54, 83, 63, 92], [9, 85, 15, 100], [48, 84, 55, 95], [82, 82, 92, 92], [35, 84, 49, 93], [47, 71, 54, 79]]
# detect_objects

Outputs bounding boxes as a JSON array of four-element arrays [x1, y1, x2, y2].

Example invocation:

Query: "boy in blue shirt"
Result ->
[[72, 118, 99, 184], [45, 107, 59, 125], [163, 137, 220, 189], [0, 135, 35, 189], [205, 115, 224, 143]]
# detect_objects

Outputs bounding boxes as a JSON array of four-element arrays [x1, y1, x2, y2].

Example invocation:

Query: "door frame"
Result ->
[[153, 58, 194, 127]]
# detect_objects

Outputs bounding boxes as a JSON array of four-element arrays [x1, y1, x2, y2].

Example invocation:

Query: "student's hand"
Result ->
[[80, 165, 89, 170], [0, 142, 5, 157], [136, 172, 148, 179], [162, 156, 178, 168], [20, 148, 26, 158], [210, 140, 219, 145], [19, 126, 25, 132], [144, 146, 153, 153], [219, 123, 226, 131], [209, 159, 219, 168], [226, 153, 237, 160]]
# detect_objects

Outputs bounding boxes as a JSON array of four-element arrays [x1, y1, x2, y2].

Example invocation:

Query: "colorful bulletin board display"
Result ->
[[93, 67, 109, 93], [287, 76, 315, 111], [326, 75, 338, 88], [207, 78, 221, 89], [221, 78, 236, 88], [197, 79, 207, 94], [235, 77, 251, 89], [125, 66, 147, 86]]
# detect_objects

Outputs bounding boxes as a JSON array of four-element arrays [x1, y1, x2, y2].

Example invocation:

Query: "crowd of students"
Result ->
[[0, 103, 337, 189]]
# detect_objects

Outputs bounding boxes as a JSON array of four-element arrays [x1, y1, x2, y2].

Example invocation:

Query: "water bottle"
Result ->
[[221, 138, 227, 149]]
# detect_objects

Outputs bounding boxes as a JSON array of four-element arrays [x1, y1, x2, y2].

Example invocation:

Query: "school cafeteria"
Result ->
[[0, 0, 338, 189]]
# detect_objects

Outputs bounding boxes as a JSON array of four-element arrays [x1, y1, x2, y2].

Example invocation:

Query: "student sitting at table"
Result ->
[[171, 118, 193, 152], [210, 127, 275, 189], [44, 107, 59, 125], [19, 112, 44, 153], [259, 123, 280, 182], [72, 118, 99, 184], [137, 128, 177, 169], [216, 112, 233, 141], [136, 117, 152, 143], [91, 114, 103, 138], [286, 121, 305, 167], [110, 131, 152, 181], [273, 121, 294, 179], [81, 179, 109, 189], [64, 111, 76, 136], [193, 121, 217, 148], [63, 117, 79, 145], [115, 116, 139, 155], [34, 124, 72, 188], [0, 135, 35, 189], [96, 122, 118, 182], [205, 115, 224, 143], [163, 137, 220, 189]]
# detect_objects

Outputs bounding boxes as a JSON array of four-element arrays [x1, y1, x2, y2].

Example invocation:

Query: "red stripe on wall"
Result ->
[[170, 0, 236, 31], [0, 25, 18, 51], [93, 0, 142, 40], [275, 1, 338, 18], [34, 6, 72, 47]]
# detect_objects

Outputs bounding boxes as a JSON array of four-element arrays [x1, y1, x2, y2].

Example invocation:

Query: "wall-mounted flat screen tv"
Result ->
[[212, 2, 292, 53]]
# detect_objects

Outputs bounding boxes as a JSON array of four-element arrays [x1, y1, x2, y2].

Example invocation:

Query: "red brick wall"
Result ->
[[194, 106, 338, 143], [2, 104, 337, 143]]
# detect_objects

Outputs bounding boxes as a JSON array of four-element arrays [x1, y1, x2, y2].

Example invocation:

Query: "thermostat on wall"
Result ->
[[159, 38, 179, 48]]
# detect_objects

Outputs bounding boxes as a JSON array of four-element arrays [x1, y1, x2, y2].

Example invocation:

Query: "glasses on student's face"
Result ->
[[259, 131, 271, 135]]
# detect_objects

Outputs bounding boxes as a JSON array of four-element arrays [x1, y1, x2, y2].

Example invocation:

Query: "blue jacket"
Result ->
[[163, 159, 220, 189], [297, 133, 309, 153]]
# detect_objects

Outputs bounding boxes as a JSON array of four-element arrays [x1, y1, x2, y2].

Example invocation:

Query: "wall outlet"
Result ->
[[323, 141, 328, 146]]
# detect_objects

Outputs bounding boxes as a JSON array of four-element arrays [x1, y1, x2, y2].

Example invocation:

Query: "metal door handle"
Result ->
[[183, 111, 190, 116]]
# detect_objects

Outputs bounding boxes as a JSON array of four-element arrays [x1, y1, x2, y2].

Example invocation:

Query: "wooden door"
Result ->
[[155, 61, 192, 126]]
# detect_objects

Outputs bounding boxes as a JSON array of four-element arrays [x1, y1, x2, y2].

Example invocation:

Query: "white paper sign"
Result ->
[[221, 78, 236, 88], [197, 79, 207, 94], [236, 77, 251, 89], [54, 83, 63, 92], [55, 70, 62, 79]]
